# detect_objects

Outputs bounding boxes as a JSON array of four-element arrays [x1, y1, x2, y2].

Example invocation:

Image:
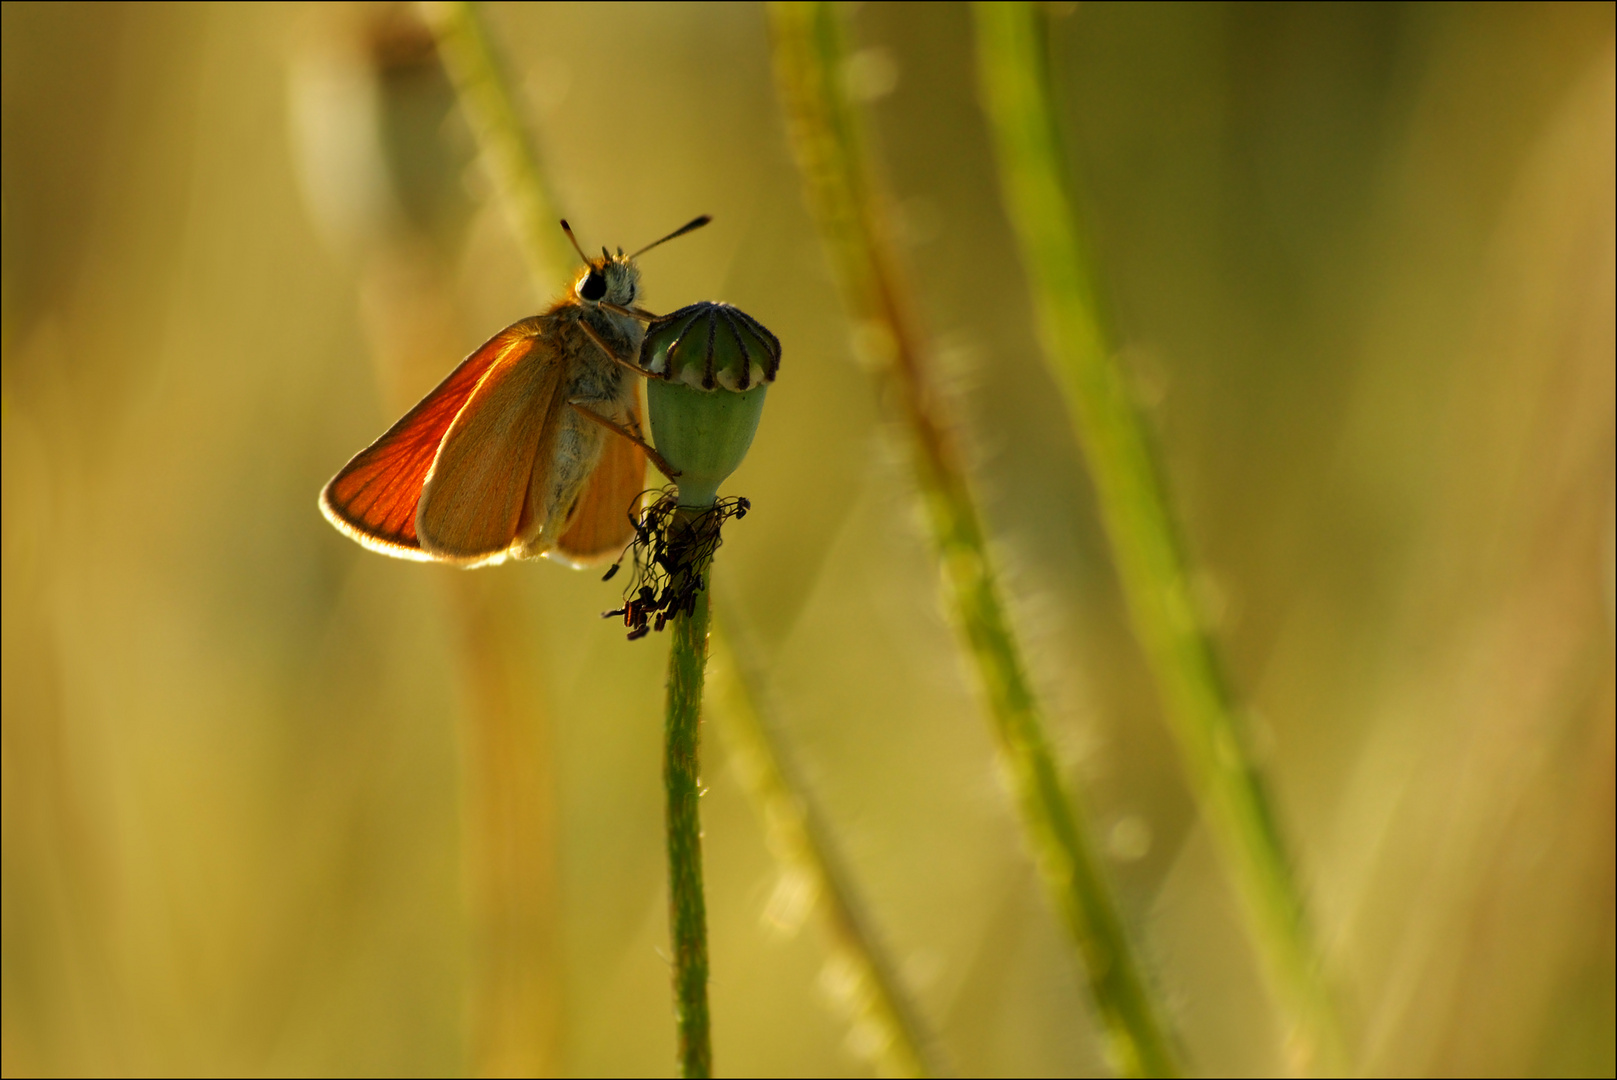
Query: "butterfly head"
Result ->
[[573, 252, 641, 309], [560, 216, 710, 314]]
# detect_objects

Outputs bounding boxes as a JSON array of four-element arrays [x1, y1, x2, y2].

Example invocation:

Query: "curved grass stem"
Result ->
[[769, 4, 1179, 1075], [972, 4, 1345, 1072], [430, 4, 938, 1072]]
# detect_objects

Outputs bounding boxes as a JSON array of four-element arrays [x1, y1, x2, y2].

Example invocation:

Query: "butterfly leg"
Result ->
[[568, 401, 680, 479], [577, 321, 648, 377], [598, 300, 660, 323]]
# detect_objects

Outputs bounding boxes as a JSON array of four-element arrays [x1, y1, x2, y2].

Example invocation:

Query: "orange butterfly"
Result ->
[[320, 216, 707, 568]]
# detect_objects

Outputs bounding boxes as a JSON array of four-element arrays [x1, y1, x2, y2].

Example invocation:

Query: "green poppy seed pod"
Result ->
[[641, 302, 781, 507]]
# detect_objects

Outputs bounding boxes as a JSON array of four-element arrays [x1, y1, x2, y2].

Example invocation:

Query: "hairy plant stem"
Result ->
[[664, 513, 714, 1079], [770, 4, 1178, 1075], [972, 4, 1344, 1073], [432, 4, 938, 1071]]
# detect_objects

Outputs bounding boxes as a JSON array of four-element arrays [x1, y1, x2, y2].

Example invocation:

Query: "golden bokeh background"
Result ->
[[3, 2, 1612, 1075]]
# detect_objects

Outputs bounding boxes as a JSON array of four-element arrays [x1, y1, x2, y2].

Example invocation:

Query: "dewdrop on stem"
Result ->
[[641, 302, 781, 507]]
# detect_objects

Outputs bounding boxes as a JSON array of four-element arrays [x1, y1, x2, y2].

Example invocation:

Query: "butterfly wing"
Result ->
[[549, 396, 648, 567], [320, 320, 543, 560], [414, 331, 568, 564]]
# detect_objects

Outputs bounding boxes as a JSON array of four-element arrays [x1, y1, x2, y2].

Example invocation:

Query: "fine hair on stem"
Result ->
[[769, 3, 1180, 1074], [972, 2, 1344, 1071]]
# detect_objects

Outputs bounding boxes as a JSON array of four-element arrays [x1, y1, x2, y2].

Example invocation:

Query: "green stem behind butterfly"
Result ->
[[769, 3, 1180, 1075], [972, 4, 1344, 1072]]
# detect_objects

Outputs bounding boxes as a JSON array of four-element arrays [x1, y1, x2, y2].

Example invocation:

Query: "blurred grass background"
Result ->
[[2, 2, 1612, 1076]]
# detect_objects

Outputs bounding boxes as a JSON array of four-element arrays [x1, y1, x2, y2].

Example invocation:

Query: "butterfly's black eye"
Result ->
[[580, 271, 607, 301]]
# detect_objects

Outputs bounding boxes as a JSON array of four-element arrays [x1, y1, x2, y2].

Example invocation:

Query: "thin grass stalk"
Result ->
[[428, 3, 937, 1072], [426, 0, 576, 286], [769, 4, 1179, 1075], [665, 532, 714, 1078], [971, 4, 1344, 1073], [706, 619, 943, 1077]]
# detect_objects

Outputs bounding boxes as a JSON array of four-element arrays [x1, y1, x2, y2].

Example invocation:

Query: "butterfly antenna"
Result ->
[[560, 220, 591, 265], [631, 215, 712, 259]]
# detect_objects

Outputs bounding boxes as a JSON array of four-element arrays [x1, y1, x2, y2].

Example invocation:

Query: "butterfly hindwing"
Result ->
[[550, 396, 648, 567]]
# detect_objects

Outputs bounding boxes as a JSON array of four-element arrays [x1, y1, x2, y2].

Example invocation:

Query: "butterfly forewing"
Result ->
[[415, 333, 567, 563], [320, 320, 543, 559]]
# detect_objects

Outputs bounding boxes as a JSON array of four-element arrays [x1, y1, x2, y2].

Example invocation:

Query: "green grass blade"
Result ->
[[769, 4, 1180, 1074], [972, 4, 1345, 1072]]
